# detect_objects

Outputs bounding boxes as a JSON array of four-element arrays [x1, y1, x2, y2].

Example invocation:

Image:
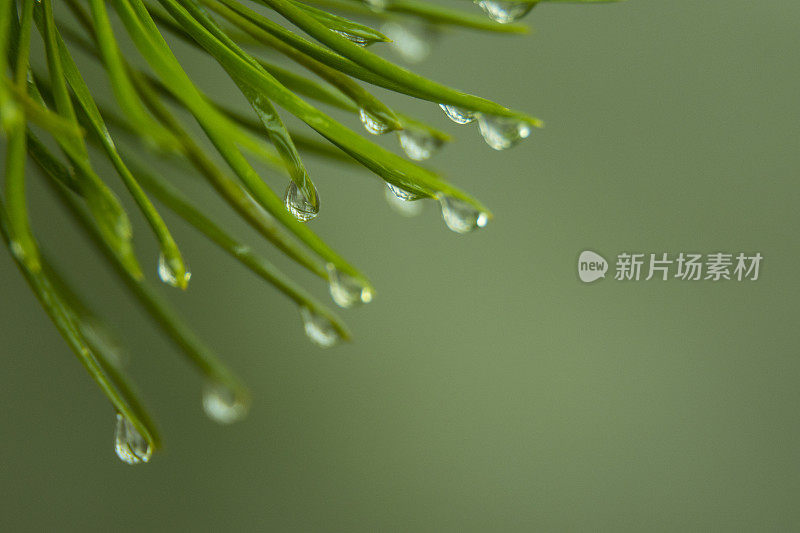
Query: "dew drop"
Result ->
[[385, 184, 424, 217], [284, 181, 320, 222], [331, 29, 370, 46], [475, 0, 536, 24], [381, 22, 432, 63], [157, 253, 191, 288], [386, 182, 422, 202], [438, 194, 489, 234], [202, 382, 248, 424], [327, 263, 373, 308], [398, 129, 444, 161], [114, 413, 152, 465], [477, 114, 531, 151], [300, 307, 340, 348], [359, 108, 392, 135], [439, 104, 476, 125]]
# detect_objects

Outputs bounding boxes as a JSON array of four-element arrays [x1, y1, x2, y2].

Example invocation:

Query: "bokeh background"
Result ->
[[1, 0, 799, 530]]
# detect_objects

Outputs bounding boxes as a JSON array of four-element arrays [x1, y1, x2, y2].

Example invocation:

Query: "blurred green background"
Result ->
[[1, 0, 799, 530]]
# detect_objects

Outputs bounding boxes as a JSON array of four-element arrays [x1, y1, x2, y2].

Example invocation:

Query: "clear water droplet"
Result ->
[[398, 129, 444, 161], [331, 29, 370, 46], [327, 263, 373, 308], [475, 0, 536, 24], [284, 181, 320, 222], [157, 253, 191, 288], [299, 307, 340, 348], [386, 182, 422, 202], [477, 114, 531, 150], [385, 184, 424, 217], [202, 382, 248, 424], [359, 108, 392, 135], [381, 22, 432, 63], [439, 104, 476, 125], [438, 194, 489, 234], [114, 413, 152, 465]]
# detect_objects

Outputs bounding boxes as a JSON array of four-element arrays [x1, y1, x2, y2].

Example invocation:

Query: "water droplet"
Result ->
[[359, 108, 392, 135], [385, 184, 424, 217], [114, 413, 152, 465], [398, 129, 444, 161], [475, 0, 536, 24], [157, 253, 191, 288], [327, 263, 373, 308], [477, 114, 531, 150], [381, 22, 433, 63], [284, 181, 320, 222], [438, 194, 489, 234], [202, 382, 248, 424], [439, 104, 476, 125], [386, 182, 422, 201], [299, 307, 340, 348], [331, 29, 370, 46]]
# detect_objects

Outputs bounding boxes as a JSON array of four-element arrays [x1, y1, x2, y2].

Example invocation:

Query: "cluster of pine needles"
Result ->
[[0, 0, 617, 463]]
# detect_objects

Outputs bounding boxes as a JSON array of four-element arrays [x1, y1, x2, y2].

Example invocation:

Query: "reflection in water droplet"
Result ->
[[385, 184, 424, 217], [300, 307, 340, 348], [327, 263, 373, 308], [438, 194, 489, 234], [477, 115, 531, 150], [202, 382, 248, 424], [114, 413, 152, 465], [381, 22, 432, 63], [359, 108, 392, 135], [475, 0, 536, 24], [331, 29, 370, 46], [157, 253, 191, 288], [439, 104, 476, 125], [398, 129, 444, 161], [284, 181, 320, 222]]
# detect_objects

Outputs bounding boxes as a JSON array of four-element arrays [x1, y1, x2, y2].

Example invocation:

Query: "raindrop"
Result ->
[[381, 22, 433, 63], [385, 184, 424, 217], [202, 382, 248, 424], [475, 0, 536, 24], [327, 263, 373, 308], [438, 194, 489, 234], [477, 114, 531, 150], [158, 252, 191, 288], [284, 181, 320, 222], [398, 129, 444, 161], [386, 182, 422, 202], [299, 307, 340, 348], [114, 413, 152, 465], [439, 104, 476, 125], [331, 29, 370, 46], [359, 108, 392, 135]]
